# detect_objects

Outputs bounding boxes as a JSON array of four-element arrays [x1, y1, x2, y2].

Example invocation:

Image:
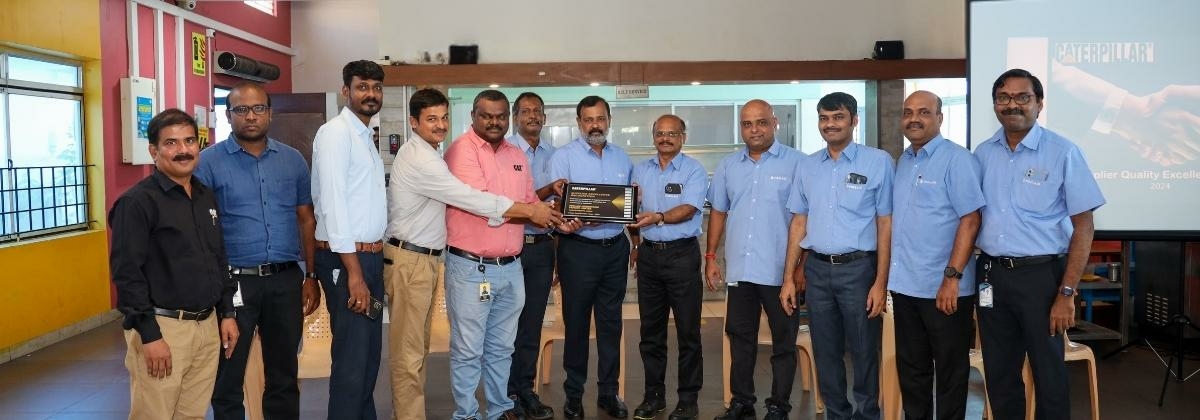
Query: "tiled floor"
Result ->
[[1, 301, 1198, 419]]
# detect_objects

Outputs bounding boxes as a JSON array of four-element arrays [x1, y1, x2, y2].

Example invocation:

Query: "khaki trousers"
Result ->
[[383, 244, 441, 419], [124, 316, 219, 420]]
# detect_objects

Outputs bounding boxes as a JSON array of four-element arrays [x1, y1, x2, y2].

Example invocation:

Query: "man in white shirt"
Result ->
[[310, 60, 388, 419], [384, 88, 563, 419]]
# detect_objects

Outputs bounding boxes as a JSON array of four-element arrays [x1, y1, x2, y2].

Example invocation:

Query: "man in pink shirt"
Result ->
[[444, 90, 553, 420]]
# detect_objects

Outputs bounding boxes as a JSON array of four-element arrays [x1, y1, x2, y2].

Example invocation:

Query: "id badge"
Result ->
[[331, 268, 341, 285], [232, 281, 244, 307], [479, 281, 492, 302], [978, 282, 994, 308]]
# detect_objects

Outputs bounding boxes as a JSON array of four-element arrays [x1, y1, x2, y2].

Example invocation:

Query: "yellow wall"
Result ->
[[0, 0, 109, 352]]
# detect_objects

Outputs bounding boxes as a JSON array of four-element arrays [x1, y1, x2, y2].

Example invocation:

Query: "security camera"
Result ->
[[175, 0, 196, 11]]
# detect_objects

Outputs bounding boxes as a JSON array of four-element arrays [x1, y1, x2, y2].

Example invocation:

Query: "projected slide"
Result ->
[[970, 0, 1200, 234]]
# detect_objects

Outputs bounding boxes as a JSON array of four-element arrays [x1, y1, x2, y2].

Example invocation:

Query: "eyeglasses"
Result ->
[[654, 131, 684, 138], [994, 93, 1035, 105], [230, 105, 270, 116]]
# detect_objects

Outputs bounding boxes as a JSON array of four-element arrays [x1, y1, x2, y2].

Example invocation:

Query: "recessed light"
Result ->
[[537, 71, 546, 76], [589, 82, 600, 87], [488, 84, 499, 88], [690, 81, 702, 86], [789, 80, 800, 84]]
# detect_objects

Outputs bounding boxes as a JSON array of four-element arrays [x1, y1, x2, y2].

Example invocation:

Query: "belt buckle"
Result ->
[[525, 236, 535, 244], [829, 254, 845, 265], [1001, 258, 1016, 269], [258, 264, 270, 276]]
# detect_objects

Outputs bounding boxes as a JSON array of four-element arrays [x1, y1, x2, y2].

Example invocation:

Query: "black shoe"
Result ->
[[515, 392, 554, 420], [598, 394, 629, 418], [762, 403, 788, 420], [668, 401, 699, 420], [713, 400, 756, 420], [633, 395, 666, 419], [563, 399, 585, 420], [500, 408, 525, 420]]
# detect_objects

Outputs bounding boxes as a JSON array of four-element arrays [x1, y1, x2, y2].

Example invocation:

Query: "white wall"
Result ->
[[291, 0, 965, 91], [377, 0, 965, 63], [291, 0, 379, 93]]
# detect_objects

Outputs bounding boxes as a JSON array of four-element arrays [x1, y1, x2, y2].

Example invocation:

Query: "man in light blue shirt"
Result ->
[[974, 69, 1105, 420], [706, 100, 805, 420], [782, 92, 894, 420], [197, 82, 320, 420], [506, 92, 562, 420], [887, 91, 984, 420], [547, 95, 633, 419], [626, 115, 708, 420], [310, 60, 388, 419]]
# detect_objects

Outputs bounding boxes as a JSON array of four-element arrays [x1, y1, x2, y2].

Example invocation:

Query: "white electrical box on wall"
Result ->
[[121, 77, 157, 164]]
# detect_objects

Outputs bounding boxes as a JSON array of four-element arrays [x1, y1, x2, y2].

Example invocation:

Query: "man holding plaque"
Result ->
[[706, 100, 806, 420], [626, 114, 708, 420], [548, 95, 634, 419]]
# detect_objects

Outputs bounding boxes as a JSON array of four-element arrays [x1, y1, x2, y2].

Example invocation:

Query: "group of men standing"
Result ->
[[109, 61, 1103, 420]]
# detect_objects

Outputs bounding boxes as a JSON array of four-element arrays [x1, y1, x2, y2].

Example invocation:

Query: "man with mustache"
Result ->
[[627, 114, 707, 420], [385, 88, 562, 419], [547, 95, 634, 419], [109, 108, 239, 418], [707, 100, 806, 420], [196, 81, 321, 419], [506, 92, 565, 420], [974, 69, 1104, 420], [887, 91, 984, 420], [441, 89, 565, 420], [311, 59, 388, 419], [781, 92, 895, 420]]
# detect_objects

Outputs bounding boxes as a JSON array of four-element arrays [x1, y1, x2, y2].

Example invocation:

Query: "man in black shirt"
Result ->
[[109, 108, 239, 419]]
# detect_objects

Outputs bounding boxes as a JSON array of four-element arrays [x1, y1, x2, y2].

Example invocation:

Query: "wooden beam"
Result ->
[[382, 59, 966, 87]]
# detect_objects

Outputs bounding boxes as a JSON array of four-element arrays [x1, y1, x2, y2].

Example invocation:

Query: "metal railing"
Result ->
[[0, 165, 93, 243]]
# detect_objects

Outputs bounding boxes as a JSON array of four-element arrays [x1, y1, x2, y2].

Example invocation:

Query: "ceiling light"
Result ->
[[488, 84, 499, 88], [690, 81, 702, 86], [589, 82, 600, 87]]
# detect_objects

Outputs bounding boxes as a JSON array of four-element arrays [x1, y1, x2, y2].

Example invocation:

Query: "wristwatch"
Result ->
[[305, 271, 318, 280], [219, 311, 237, 320], [943, 266, 963, 279], [1060, 286, 1076, 297], [655, 212, 666, 226]]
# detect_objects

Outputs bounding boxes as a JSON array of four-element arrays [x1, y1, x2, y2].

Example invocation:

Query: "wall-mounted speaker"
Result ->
[[449, 45, 478, 65], [873, 40, 905, 60]]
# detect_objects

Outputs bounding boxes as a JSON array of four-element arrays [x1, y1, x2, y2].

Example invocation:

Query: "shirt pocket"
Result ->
[[838, 183, 873, 218], [1014, 176, 1060, 214]]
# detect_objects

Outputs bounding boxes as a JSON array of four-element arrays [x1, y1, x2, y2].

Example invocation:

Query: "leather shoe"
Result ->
[[633, 395, 666, 419], [598, 394, 629, 418], [563, 399, 585, 420], [515, 393, 554, 420], [762, 403, 788, 420], [499, 408, 525, 420], [713, 399, 756, 420], [668, 401, 699, 420]]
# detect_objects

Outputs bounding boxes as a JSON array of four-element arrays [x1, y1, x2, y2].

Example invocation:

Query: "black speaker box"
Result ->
[[873, 40, 905, 60], [449, 45, 478, 65]]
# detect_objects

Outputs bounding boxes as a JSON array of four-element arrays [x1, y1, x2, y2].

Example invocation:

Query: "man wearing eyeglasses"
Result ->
[[311, 59, 389, 419], [707, 100, 806, 420], [547, 95, 633, 419], [197, 81, 321, 420], [781, 92, 895, 420], [626, 114, 707, 420], [974, 69, 1105, 420]]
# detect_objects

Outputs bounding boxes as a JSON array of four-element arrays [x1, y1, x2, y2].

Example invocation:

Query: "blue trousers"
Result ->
[[806, 256, 881, 420], [316, 249, 383, 420]]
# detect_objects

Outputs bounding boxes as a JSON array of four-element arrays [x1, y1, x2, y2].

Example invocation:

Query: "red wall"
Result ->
[[100, 0, 293, 210]]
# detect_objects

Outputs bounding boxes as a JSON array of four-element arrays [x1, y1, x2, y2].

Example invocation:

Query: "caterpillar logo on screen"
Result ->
[[1056, 42, 1154, 64]]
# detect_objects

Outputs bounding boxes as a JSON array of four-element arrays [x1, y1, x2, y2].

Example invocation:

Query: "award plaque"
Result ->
[[561, 183, 639, 223]]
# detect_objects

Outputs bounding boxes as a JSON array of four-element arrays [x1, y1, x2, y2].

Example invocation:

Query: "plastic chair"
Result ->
[[297, 288, 332, 378], [1064, 333, 1100, 420], [880, 302, 902, 420], [535, 285, 625, 399]]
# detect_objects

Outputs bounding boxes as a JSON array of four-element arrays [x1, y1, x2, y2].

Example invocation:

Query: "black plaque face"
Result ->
[[561, 183, 639, 223]]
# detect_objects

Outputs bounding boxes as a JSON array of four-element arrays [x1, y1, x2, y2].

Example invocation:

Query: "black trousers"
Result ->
[[892, 292, 974, 420], [976, 257, 1069, 420], [725, 281, 799, 410], [316, 249, 384, 420], [212, 264, 305, 420], [508, 237, 556, 397], [557, 234, 630, 400], [636, 238, 703, 402]]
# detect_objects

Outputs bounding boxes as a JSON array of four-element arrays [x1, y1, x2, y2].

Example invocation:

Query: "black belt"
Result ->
[[447, 246, 519, 265], [229, 261, 298, 276], [154, 307, 214, 321], [983, 253, 1065, 269], [641, 236, 697, 251], [809, 250, 875, 265], [387, 237, 443, 256], [561, 233, 625, 247], [524, 233, 555, 244]]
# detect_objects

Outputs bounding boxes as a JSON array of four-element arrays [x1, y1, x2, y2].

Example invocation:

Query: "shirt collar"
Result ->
[[987, 123, 1044, 151], [739, 139, 782, 161], [151, 168, 204, 193], [340, 106, 373, 138], [508, 134, 550, 154], [465, 129, 517, 153], [220, 135, 279, 155], [576, 138, 611, 156], [903, 135, 946, 158], [817, 141, 860, 162], [647, 153, 685, 171]]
